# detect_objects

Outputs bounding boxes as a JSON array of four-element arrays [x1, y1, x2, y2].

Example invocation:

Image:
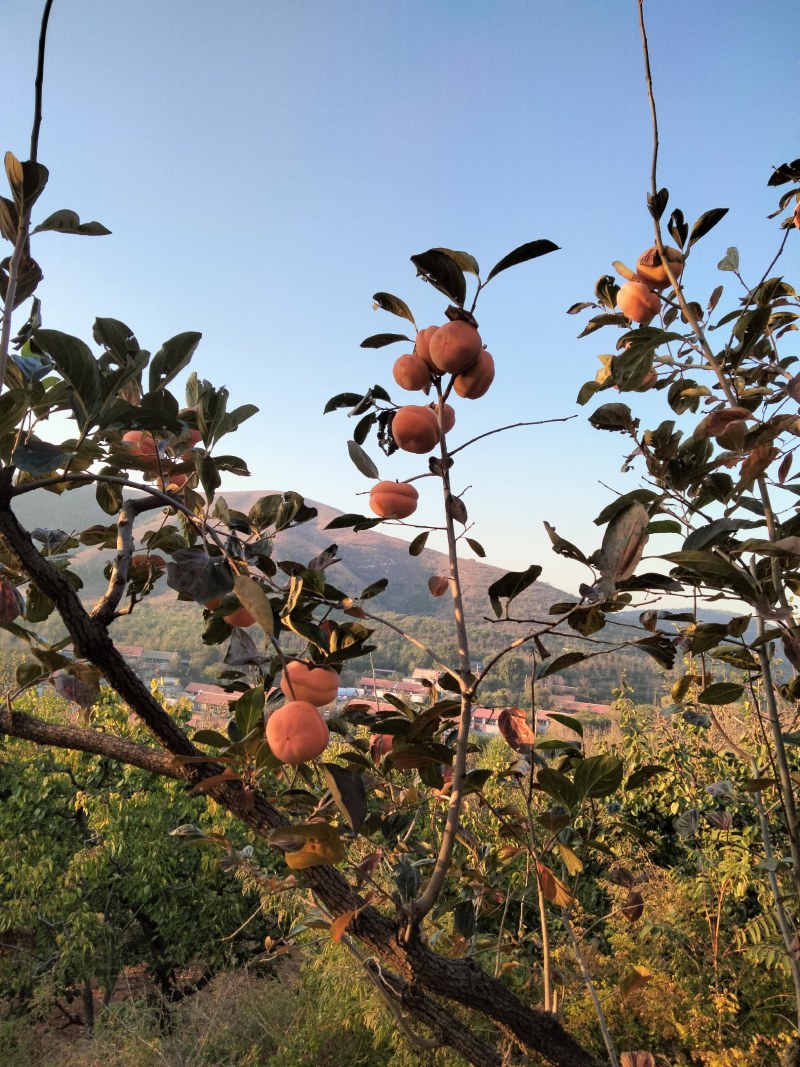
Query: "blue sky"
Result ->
[[4, 0, 799, 594]]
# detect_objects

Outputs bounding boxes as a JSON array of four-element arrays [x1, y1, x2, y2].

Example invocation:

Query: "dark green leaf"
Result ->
[[410, 249, 466, 306], [466, 537, 486, 558], [699, 682, 744, 705], [433, 248, 480, 275], [588, 403, 637, 434], [625, 765, 670, 790], [324, 392, 364, 414], [12, 438, 73, 475], [668, 208, 688, 248], [487, 565, 542, 618], [688, 208, 729, 249], [547, 713, 583, 738], [453, 900, 476, 939], [360, 332, 412, 349], [347, 439, 380, 479], [647, 187, 669, 220], [573, 754, 623, 800], [537, 652, 587, 678], [484, 239, 559, 284], [360, 578, 388, 600], [149, 332, 202, 393], [34, 329, 101, 426], [321, 764, 367, 834], [536, 768, 578, 809], [409, 531, 429, 556]]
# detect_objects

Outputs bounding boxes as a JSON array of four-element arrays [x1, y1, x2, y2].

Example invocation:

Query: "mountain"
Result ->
[[10, 485, 570, 624]]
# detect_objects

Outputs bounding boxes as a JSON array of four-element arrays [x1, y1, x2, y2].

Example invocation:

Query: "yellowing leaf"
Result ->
[[330, 910, 356, 942], [536, 862, 573, 907]]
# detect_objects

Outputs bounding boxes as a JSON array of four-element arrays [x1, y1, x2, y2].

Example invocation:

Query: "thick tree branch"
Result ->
[[0, 708, 182, 778]]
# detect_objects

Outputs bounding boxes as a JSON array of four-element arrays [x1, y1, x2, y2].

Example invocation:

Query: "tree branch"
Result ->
[[0, 707, 182, 778]]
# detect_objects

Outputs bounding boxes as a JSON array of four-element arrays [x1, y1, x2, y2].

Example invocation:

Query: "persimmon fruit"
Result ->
[[391, 405, 440, 454], [267, 700, 330, 765], [204, 595, 256, 628], [428, 320, 482, 375], [453, 350, 495, 399], [430, 401, 456, 434], [370, 733, 394, 761], [280, 660, 340, 707], [616, 281, 660, 325], [369, 480, 419, 519], [393, 354, 431, 392], [635, 245, 684, 290], [414, 325, 440, 370], [122, 430, 158, 457]]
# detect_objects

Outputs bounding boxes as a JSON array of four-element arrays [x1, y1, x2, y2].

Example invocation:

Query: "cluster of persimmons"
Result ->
[[369, 318, 493, 521]]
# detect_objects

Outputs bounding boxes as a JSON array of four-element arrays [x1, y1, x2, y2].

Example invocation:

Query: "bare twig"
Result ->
[[0, 0, 55, 389], [448, 415, 577, 459]]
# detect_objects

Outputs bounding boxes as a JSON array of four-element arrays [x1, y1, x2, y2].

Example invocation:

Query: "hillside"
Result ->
[[11, 485, 567, 624], [9, 485, 672, 703]]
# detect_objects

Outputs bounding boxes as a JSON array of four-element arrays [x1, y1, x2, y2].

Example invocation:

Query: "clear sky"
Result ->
[[4, 0, 799, 595]]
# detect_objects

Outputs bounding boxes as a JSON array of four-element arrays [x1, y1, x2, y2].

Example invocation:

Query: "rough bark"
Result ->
[[0, 489, 602, 1067]]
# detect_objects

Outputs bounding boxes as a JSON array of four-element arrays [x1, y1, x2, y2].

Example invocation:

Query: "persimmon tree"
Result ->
[[0, 5, 606, 1067], [3, 3, 800, 1066]]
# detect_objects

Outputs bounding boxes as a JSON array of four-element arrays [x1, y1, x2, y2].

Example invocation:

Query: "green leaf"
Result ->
[[717, 246, 740, 272], [31, 208, 110, 236], [410, 249, 466, 306], [11, 438, 73, 475], [547, 713, 583, 738], [688, 208, 729, 248], [235, 685, 265, 736], [166, 549, 233, 603], [360, 333, 411, 349], [192, 729, 231, 748], [432, 248, 480, 275], [484, 239, 559, 284], [390, 741, 454, 770], [371, 292, 415, 326], [573, 754, 623, 800], [668, 208, 688, 249], [34, 329, 101, 426], [536, 767, 578, 809], [647, 187, 669, 220], [347, 440, 380, 479], [699, 682, 744, 705]]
